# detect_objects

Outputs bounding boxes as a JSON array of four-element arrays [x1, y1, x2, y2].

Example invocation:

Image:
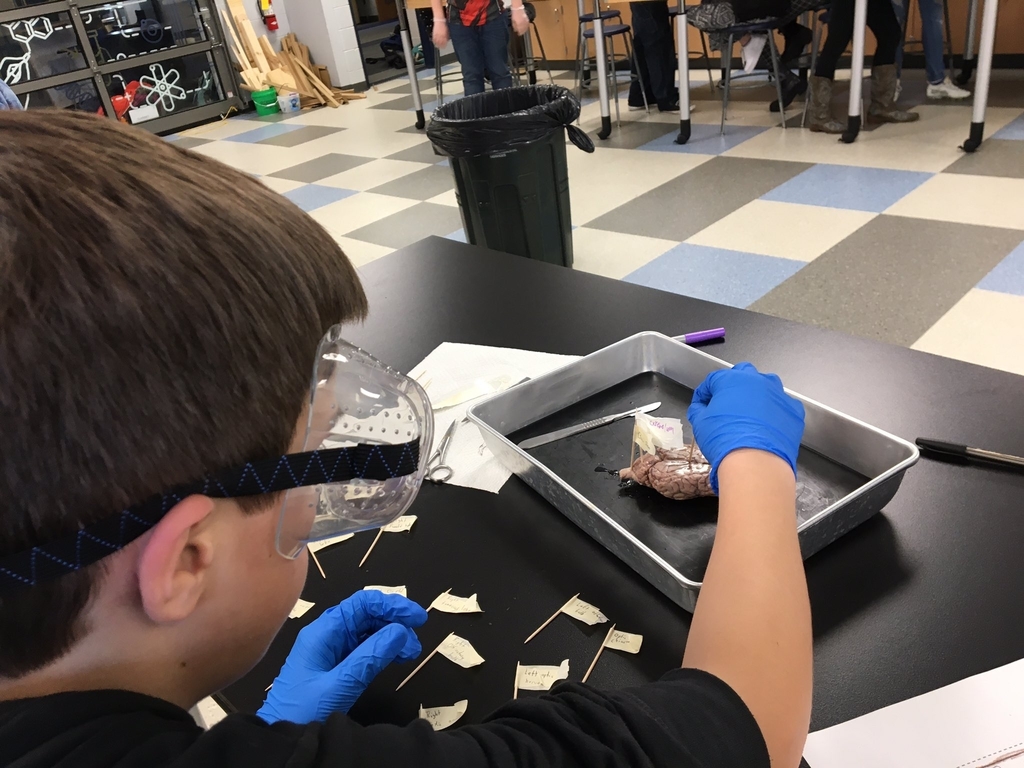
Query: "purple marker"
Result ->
[[673, 327, 726, 345]]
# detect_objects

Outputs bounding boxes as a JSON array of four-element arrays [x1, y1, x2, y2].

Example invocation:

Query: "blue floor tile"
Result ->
[[762, 164, 933, 212], [624, 243, 805, 308], [636, 122, 767, 155], [977, 240, 1024, 296], [282, 184, 357, 212], [436, 158, 450, 167], [993, 114, 1024, 141], [226, 123, 309, 143], [445, 228, 467, 243]]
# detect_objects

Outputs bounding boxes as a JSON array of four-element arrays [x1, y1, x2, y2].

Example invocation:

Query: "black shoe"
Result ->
[[769, 72, 806, 112], [658, 100, 680, 113], [780, 24, 813, 65]]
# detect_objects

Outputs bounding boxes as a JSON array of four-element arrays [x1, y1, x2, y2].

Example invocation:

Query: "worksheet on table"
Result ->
[[803, 658, 1024, 768]]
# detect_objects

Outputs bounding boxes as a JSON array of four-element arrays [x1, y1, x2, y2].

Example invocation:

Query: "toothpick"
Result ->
[[308, 546, 326, 579], [513, 662, 521, 700], [265, 683, 273, 692], [426, 588, 451, 612], [358, 528, 384, 568], [524, 593, 579, 644], [396, 632, 453, 691], [582, 623, 617, 684]]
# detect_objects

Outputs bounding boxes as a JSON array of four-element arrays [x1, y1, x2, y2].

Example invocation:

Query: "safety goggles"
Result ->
[[0, 327, 432, 594]]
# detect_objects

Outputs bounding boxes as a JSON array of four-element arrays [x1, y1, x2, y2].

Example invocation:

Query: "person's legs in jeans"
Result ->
[[480, 13, 512, 89], [450, 16, 487, 94]]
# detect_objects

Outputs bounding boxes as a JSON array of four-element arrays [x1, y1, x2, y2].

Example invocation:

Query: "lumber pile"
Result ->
[[219, 0, 365, 109]]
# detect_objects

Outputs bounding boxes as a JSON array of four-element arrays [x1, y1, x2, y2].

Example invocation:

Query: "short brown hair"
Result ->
[[0, 110, 368, 678]]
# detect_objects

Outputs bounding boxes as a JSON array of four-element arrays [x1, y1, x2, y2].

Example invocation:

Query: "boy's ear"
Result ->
[[137, 495, 218, 624]]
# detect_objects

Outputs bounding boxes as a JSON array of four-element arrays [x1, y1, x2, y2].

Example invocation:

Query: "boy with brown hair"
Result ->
[[0, 109, 812, 768]]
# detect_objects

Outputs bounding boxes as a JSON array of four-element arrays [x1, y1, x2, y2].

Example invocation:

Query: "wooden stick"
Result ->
[[396, 632, 452, 690], [426, 588, 450, 612], [308, 546, 326, 579], [513, 662, 521, 700], [259, 35, 280, 68], [292, 56, 340, 106], [524, 593, 579, 644], [581, 623, 617, 684], [358, 528, 384, 568], [219, 8, 249, 67]]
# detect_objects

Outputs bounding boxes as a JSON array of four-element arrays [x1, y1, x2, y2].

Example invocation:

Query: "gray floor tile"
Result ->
[[942, 139, 1024, 180], [172, 136, 212, 150], [399, 124, 431, 134], [587, 120, 679, 150], [587, 155, 812, 240], [369, 94, 422, 111], [270, 153, 373, 182], [345, 202, 463, 249], [257, 125, 344, 147], [385, 140, 445, 164], [368, 164, 454, 199], [750, 215, 1024, 345]]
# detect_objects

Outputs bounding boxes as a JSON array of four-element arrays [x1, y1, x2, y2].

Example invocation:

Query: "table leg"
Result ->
[[956, 0, 979, 85], [841, 0, 868, 143], [593, 0, 612, 139], [399, 0, 426, 129], [961, 0, 998, 152], [674, 0, 691, 144]]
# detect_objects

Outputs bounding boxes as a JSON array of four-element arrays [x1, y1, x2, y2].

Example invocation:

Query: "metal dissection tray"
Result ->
[[467, 332, 919, 612]]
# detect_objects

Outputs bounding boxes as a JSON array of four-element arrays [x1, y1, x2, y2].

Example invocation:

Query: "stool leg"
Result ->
[[531, 21, 555, 84], [523, 24, 537, 84], [609, 34, 620, 126], [721, 32, 733, 134], [626, 30, 648, 113], [700, 31, 715, 95], [576, 31, 585, 106], [436, 52, 443, 105], [767, 31, 786, 129], [803, 13, 822, 127]]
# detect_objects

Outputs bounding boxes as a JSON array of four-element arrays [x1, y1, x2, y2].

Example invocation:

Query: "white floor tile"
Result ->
[[912, 288, 1024, 376], [886, 173, 1024, 230], [686, 199, 876, 262], [571, 227, 677, 279], [335, 236, 398, 267], [259, 176, 307, 195], [307, 192, 418, 238]]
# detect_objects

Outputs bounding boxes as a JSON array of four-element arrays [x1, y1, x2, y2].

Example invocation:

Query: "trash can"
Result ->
[[427, 86, 594, 268]]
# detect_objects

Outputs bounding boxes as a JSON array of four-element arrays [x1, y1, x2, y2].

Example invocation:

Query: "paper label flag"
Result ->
[[429, 591, 482, 614], [289, 598, 315, 619], [605, 630, 643, 654], [437, 634, 485, 668], [561, 597, 608, 626], [363, 585, 408, 597], [382, 515, 417, 533], [419, 700, 469, 731], [307, 533, 354, 553], [517, 660, 570, 691]]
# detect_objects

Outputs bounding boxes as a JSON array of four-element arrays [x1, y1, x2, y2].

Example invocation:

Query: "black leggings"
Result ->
[[814, 0, 901, 80]]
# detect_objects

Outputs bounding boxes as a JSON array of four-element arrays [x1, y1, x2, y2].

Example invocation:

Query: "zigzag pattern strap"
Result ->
[[0, 441, 419, 594]]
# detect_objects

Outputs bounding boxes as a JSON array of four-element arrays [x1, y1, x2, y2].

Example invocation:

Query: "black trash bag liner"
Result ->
[[427, 85, 595, 158]]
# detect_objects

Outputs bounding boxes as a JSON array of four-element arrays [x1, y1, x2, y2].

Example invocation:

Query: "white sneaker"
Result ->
[[927, 77, 971, 100]]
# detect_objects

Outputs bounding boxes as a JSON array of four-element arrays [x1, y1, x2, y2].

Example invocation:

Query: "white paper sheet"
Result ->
[[307, 533, 354, 553], [429, 590, 483, 613], [289, 598, 315, 619], [803, 658, 1024, 768], [561, 597, 608, 626], [437, 634, 485, 668], [517, 660, 570, 691], [382, 515, 417, 533], [605, 630, 643, 654], [363, 585, 408, 596], [419, 700, 468, 731], [408, 343, 580, 494]]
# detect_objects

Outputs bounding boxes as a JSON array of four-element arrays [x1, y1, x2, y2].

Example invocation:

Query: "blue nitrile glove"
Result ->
[[0, 79, 23, 111], [258, 591, 428, 724], [687, 362, 806, 493]]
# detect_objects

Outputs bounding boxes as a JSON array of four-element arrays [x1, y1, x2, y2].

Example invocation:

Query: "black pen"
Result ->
[[916, 437, 1024, 471]]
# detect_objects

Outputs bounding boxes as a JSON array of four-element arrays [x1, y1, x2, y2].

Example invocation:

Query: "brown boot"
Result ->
[[806, 75, 845, 134], [868, 64, 920, 125]]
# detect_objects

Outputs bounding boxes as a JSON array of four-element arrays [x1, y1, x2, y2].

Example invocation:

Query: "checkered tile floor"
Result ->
[[171, 66, 1024, 377]]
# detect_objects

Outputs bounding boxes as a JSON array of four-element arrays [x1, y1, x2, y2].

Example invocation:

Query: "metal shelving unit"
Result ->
[[1, 0, 241, 132]]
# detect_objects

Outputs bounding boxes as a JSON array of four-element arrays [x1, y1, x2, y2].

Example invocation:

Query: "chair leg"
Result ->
[[700, 30, 715, 95], [531, 21, 555, 84], [803, 13, 822, 127], [626, 30, 649, 113], [609, 34, 620, 126], [767, 31, 786, 129], [436, 53, 443, 105], [721, 33, 733, 134], [575, 30, 585, 107]]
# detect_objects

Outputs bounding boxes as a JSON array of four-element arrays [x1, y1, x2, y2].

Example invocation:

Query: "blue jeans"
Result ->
[[892, 0, 947, 84], [448, 12, 512, 95]]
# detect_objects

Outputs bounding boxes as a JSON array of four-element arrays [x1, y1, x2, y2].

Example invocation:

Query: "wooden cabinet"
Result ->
[[530, 0, 573, 59]]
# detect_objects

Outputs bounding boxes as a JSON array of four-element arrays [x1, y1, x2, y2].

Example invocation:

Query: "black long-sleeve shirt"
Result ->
[[0, 669, 768, 768]]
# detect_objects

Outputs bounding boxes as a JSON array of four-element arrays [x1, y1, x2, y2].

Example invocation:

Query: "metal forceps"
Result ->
[[427, 419, 460, 483]]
